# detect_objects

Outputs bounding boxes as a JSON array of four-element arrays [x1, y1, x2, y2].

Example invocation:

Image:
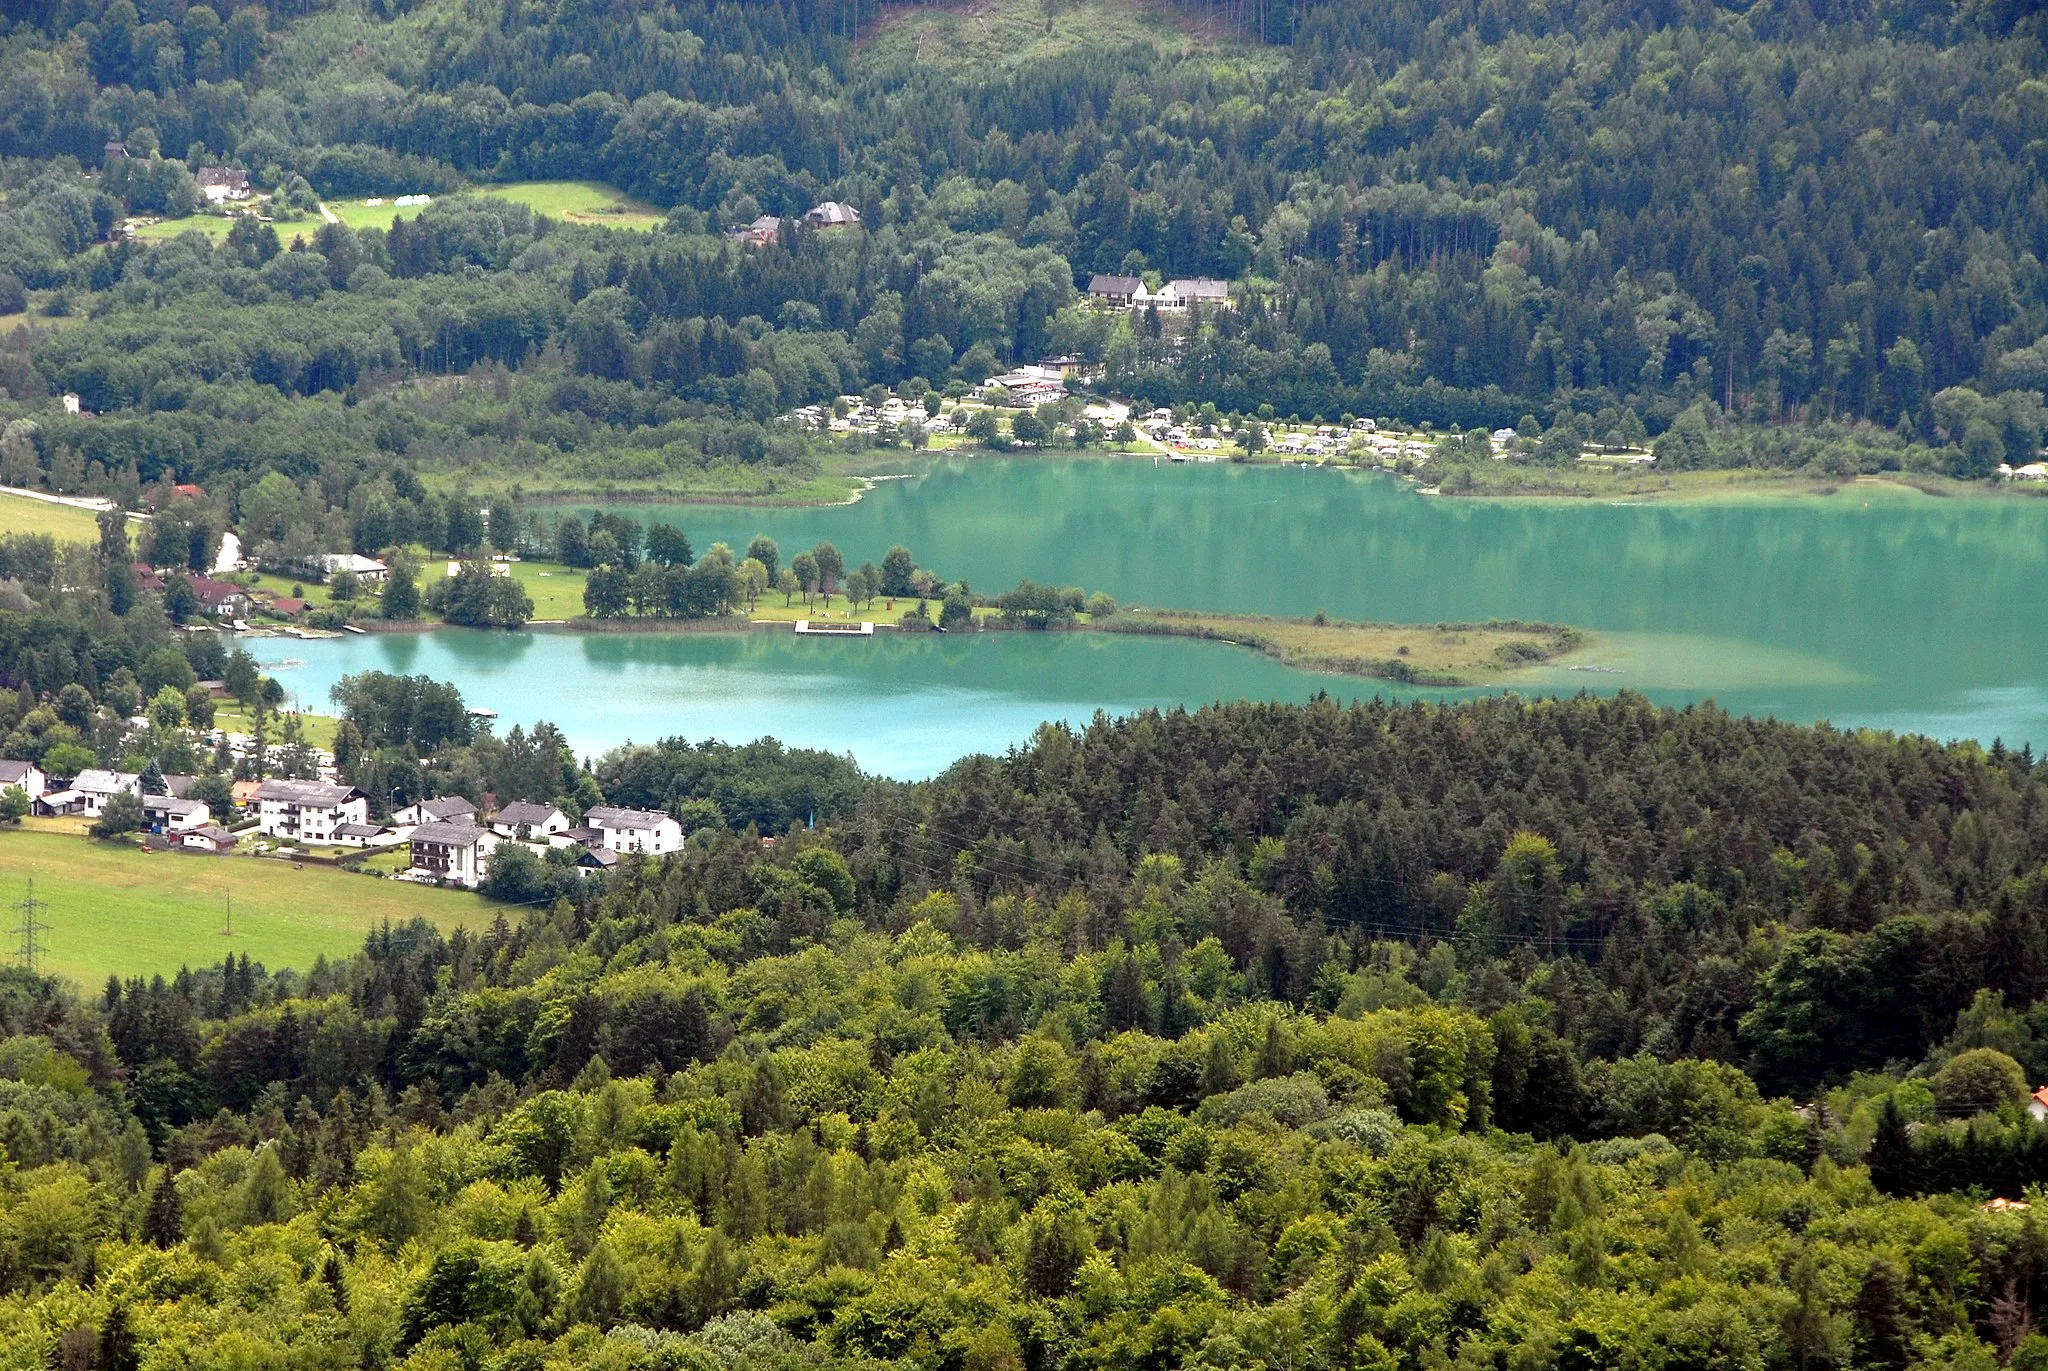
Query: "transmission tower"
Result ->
[[12, 877, 49, 974]]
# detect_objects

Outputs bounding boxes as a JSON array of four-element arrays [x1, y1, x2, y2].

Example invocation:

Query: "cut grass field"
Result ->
[[0, 491, 107, 543], [0, 830, 483, 986], [1097, 609, 1591, 685], [325, 181, 660, 233], [857, 0, 1252, 75]]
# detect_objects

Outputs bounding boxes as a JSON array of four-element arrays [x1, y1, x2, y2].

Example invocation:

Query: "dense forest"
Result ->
[[0, 0, 2043, 527], [4, 691, 2048, 1368]]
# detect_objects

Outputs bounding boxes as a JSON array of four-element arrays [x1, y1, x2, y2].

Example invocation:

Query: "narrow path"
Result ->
[[317, 201, 339, 225]]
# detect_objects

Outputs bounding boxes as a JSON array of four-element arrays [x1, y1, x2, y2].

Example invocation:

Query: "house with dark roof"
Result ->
[[394, 796, 477, 828], [255, 779, 369, 843], [0, 760, 47, 801], [182, 824, 239, 853], [1087, 274, 1143, 307], [195, 167, 251, 202], [575, 847, 620, 876], [142, 794, 211, 835], [491, 800, 572, 846], [186, 576, 250, 618]]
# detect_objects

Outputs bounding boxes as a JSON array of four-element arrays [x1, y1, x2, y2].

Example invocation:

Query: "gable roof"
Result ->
[[256, 779, 362, 806], [409, 820, 486, 849], [142, 794, 207, 816], [576, 847, 620, 869], [74, 769, 137, 794], [584, 804, 674, 831], [413, 796, 476, 821], [0, 760, 39, 783], [195, 167, 249, 191], [494, 800, 564, 826], [805, 200, 861, 226], [1166, 277, 1230, 300], [186, 576, 247, 606], [1088, 274, 1142, 295]]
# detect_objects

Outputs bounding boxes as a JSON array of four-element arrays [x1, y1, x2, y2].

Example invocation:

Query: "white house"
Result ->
[[195, 167, 251, 202], [0, 760, 47, 802], [255, 779, 369, 843], [583, 805, 684, 856], [491, 800, 572, 846], [320, 553, 390, 583], [75, 770, 140, 816], [142, 794, 211, 834], [182, 824, 239, 853], [392, 796, 476, 829], [408, 821, 497, 888], [334, 821, 396, 849]]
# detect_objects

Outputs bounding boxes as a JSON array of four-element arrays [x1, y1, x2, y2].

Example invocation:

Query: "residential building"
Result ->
[[802, 200, 861, 230], [491, 801, 572, 846], [583, 805, 684, 855], [320, 553, 389, 583], [408, 821, 497, 888], [74, 770, 140, 816], [1165, 277, 1231, 309], [104, 141, 128, 161], [334, 822, 395, 848], [393, 796, 477, 828], [182, 824, 239, 853], [1087, 275, 1142, 307], [186, 575, 251, 619], [0, 760, 47, 801], [733, 213, 783, 246], [195, 167, 251, 202], [142, 794, 212, 834], [255, 779, 369, 843], [575, 847, 620, 876]]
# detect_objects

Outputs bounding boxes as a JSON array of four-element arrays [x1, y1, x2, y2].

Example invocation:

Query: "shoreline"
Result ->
[[341, 608, 1595, 688], [492, 449, 2048, 513]]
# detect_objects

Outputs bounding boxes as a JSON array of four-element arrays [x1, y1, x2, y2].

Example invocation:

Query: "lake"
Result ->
[[256, 460, 2048, 778]]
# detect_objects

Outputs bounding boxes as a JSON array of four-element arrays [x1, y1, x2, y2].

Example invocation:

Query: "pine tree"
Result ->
[[96, 1305, 139, 1371], [1867, 1097, 1918, 1196], [143, 1170, 184, 1248]]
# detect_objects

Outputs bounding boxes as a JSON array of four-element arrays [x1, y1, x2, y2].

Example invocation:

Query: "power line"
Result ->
[[12, 877, 49, 974]]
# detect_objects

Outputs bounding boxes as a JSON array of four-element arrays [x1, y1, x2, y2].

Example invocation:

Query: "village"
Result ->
[[7, 742, 677, 891]]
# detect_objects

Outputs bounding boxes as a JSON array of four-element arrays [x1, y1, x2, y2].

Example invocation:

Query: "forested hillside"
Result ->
[[0, 0, 2045, 512], [5, 694, 2048, 1368]]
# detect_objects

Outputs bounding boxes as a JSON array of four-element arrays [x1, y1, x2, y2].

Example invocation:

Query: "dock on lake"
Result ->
[[792, 619, 876, 636]]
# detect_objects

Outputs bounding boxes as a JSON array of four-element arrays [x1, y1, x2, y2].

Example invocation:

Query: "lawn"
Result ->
[[0, 830, 483, 986], [325, 181, 660, 233], [0, 491, 107, 543]]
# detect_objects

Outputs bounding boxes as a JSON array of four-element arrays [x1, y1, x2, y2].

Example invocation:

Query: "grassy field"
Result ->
[[325, 181, 660, 233], [0, 491, 107, 543], [857, 0, 1252, 74], [1097, 609, 1591, 685], [0, 830, 482, 985]]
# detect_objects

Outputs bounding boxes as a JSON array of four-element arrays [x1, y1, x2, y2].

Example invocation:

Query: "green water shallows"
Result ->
[[259, 459, 2048, 780], [588, 458, 2048, 742]]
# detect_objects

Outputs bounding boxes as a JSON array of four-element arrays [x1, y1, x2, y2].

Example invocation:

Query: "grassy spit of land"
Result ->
[[1094, 609, 1589, 685]]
